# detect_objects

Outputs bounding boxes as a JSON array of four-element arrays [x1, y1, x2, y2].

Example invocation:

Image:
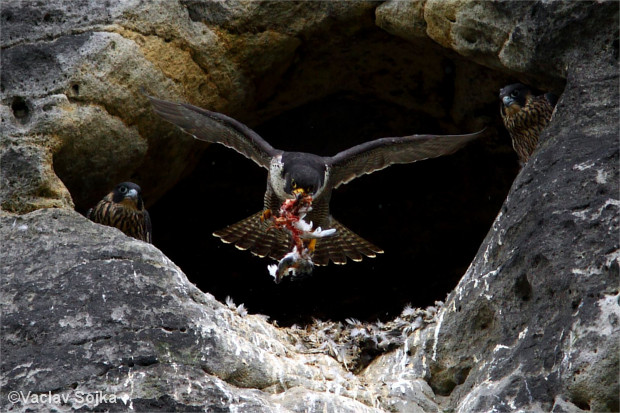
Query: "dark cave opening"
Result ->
[[54, 22, 531, 325], [148, 92, 518, 326]]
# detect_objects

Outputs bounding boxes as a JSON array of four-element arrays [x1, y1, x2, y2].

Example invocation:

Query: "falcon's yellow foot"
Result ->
[[261, 209, 272, 222], [307, 238, 317, 253], [292, 188, 307, 199]]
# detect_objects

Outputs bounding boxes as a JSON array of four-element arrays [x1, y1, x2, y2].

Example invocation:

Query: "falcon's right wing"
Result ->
[[147, 95, 281, 169]]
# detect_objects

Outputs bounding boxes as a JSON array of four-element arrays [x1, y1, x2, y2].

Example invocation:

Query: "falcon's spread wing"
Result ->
[[147, 95, 281, 169], [326, 130, 485, 189]]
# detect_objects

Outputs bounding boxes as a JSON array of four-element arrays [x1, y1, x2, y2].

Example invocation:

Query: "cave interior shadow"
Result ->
[[148, 92, 517, 326]]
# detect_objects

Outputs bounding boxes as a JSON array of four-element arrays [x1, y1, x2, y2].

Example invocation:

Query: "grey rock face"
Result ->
[[1, 1, 618, 412], [1, 209, 384, 412], [428, 61, 618, 412]]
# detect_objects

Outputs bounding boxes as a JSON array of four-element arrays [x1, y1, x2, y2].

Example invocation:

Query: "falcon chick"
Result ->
[[500, 83, 557, 165], [147, 95, 484, 266], [87, 182, 152, 243]]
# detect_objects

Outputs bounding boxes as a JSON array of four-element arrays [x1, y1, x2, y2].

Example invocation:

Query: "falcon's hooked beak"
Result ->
[[502, 95, 516, 107], [118, 188, 141, 210], [125, 188, 139, 199], [292, 188, 306, 200], [500, 95, 521, 116]]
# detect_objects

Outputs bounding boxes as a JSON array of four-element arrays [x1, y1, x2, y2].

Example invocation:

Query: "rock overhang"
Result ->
[[1, 1, 617, 412]]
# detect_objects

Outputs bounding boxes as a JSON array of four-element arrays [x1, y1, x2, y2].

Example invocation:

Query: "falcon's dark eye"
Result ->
[[511, 90, 520, 98], [119, 186, 128, 194], [291, 179, 297, 189]]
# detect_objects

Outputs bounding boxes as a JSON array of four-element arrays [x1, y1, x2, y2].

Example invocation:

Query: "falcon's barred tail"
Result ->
[[312, 219, 383, 266], [214, 213, 382, 266], [213, 212, 291, 261]]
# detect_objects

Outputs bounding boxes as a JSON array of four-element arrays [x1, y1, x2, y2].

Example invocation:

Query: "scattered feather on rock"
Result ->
[[286, 302, 444, 372], [225, 295, 248, 318]]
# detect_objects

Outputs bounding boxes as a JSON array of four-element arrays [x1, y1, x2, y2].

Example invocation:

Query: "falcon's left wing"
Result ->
[[326, 129, 485, 189]]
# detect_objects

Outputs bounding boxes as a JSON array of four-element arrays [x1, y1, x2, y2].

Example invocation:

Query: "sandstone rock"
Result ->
[[0, 132, 73, 213], [1, 0, 503, 214], [370, 13, 619, 408], [375, 1, 428, 41], [1, 1, 618, 412], [378, 0, 616, 93], [0, 208, 384, 412], [424, 0, 515, 68]]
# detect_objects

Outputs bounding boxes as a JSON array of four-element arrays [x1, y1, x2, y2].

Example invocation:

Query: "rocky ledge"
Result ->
[[1, 1, 619, 412]]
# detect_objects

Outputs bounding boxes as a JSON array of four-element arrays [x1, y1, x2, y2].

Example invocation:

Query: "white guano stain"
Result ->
[[573, 160, 595, 171], [596, 169, 609, 184], [432, 310, 445, 361]]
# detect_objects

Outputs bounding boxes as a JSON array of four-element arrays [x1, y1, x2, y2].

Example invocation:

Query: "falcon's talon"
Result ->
[[307, 239, 317, 253], [260, 209, 272, 223]]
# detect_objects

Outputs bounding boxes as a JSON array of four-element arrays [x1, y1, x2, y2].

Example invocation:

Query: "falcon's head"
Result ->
[[109, 182, 145, 210], [500, 83, 532, 116], [281, 153, 327, 198]]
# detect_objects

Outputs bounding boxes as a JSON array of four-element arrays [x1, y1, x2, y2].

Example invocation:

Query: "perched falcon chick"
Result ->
[[500, 83, 557, 165], [87, 182, 152, 243], [147, 94, 484, 266]]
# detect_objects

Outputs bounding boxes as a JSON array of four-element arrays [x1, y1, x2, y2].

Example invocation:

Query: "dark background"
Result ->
[[149, 93, 518, 326]]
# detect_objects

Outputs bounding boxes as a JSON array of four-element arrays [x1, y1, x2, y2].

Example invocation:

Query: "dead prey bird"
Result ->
[[147, 95, 484, 266], [264, 192, 336, 282]]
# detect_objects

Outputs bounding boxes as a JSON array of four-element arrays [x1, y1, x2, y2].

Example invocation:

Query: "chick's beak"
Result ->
[[502, 95, 515, 107], [126, 189, 139, 199]]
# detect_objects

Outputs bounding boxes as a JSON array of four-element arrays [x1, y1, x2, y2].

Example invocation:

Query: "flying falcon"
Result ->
[[500, 83, 557, 165], [87, 182, 152, 243], [147, 95, 484, 265]]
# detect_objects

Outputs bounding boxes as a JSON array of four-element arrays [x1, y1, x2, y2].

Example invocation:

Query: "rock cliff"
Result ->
[[1, 1, 618, 412]]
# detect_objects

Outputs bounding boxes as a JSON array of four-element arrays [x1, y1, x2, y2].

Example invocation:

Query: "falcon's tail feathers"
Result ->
[[213, 211, 291, 261], [213, 213, 383, 266], [312, 218, 383, 266]]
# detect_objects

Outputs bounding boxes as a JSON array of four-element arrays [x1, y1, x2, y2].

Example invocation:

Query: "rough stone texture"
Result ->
[[1, 209, 385, 413], [1, 0, 509, 213], [0, 1, 384, 212], [1, 1, 619, 412], [371, 3, 619, 411], [377, 0, 614, 93], [362, 52, 620, 410]]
